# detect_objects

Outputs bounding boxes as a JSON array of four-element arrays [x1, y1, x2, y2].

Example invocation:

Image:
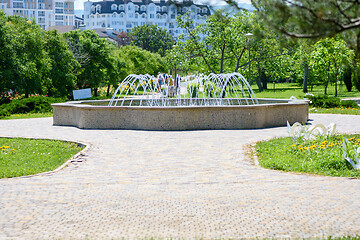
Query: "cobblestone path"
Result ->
[[1, 114, 360, 239]]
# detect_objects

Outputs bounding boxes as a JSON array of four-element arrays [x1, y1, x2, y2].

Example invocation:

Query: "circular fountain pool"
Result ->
[[52, 73, 309, 130]]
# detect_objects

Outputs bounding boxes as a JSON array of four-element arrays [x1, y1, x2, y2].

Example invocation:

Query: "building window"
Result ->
[[128, 5, 131, 10], [202, 7, 207, 13], [55, 15, 63, 20], [156, 6, 160, 12], [120, 12, 124, 18], [38, 11, 45, 16], [111, 4, 117, 10], [170, 14, 175, 19], [55, 8, 63, 13], [135, 13, 138, 18], [96, 4, 101, 12], [55, 2, 63, 7], [55, 21, 63, 26], [140, 5, 146, 11], [119, 5, 124, 10], [13, 2, 23, 8], [141, 13, 146, 18], [162, 6, 166, 11], [135, 5, 139, 11], [150, 6, 154, 11], [150, 14, 154, 18], [162, 14, 167, 19]]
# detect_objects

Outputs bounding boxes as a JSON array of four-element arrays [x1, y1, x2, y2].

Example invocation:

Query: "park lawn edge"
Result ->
[[252, 134, 360, 179], [0, 137, 88, 179]]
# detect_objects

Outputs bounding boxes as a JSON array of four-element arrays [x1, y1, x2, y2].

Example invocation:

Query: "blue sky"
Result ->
[[74, 0, 251, 10]]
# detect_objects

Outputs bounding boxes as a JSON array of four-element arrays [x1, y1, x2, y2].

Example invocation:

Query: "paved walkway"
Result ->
[[1, 114, 360, 239]]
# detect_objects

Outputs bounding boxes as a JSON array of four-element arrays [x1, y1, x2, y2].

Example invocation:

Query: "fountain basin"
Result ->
[[52, 98, 309, 130]]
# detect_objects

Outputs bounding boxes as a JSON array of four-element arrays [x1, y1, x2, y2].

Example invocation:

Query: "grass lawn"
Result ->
[[251, 82, 360, 99], [256, 134, 360, 178], [1, 112, 53, 120], [0, 138, 84, 178], [310, 107, 360, 115]]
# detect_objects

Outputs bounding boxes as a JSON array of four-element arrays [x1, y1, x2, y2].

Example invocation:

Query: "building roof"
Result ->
[[48, 25, 74, 33], [89, 0, 210, 15]]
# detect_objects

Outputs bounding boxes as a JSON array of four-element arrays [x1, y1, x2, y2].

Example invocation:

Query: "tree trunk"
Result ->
[[106, 85, 111, 97], [260, 71, 267, 90], [303, 62, 309, 93], [255, 76, 263, 92], [93, 88, 98, 97], [335, 79, 338, 97], [324, 82, 328, 95]]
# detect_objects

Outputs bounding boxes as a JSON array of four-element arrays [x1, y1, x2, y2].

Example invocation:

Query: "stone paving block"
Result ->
[[0, 114, 360, 239]]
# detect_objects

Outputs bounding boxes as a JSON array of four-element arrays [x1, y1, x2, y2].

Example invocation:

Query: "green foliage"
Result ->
[[256, 134, 360, 177], [187, 83, 200, 98], [44, 31, 78, 97], [129, 24, 173, 56], [0, 138, 83, 178], [63, 30, 119, 95], [343, 66, 353, 92], [251, 0, 360, 56], [307, 95, 359, 109], [353, 63, 360, 92], [0, 96, 64, 118], [203, 81, 216, 97], [0, 13, 51, 97], [117, 45, 166, 75], [310, 37, 354, 95]]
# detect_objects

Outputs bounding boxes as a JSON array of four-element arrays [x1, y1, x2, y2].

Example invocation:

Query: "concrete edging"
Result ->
[[52, 99, 309, 130]]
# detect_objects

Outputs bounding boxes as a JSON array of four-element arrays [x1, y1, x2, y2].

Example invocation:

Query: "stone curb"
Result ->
[[0, 136, 90, 180]]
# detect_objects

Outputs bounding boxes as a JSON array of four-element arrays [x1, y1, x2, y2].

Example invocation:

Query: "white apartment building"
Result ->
[[84, 0, 210, 39], [0, 0, 74, 30]]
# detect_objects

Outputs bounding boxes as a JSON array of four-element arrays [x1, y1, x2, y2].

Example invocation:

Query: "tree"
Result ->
[[247, 0, 360, 39], [118, 45, 166, 75], [0, 13, 50, 97], [63, 30, 119, 96], [44, 30, 78, 97], [175, 10, 251, 74], [310, 37, 354, 96], [129, 25, 174, 56]]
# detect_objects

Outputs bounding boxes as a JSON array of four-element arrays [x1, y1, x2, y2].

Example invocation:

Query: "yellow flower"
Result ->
[[357, 139, 360, 143], [349, 137, 355, 141], [291, 144, 297, 147], [303, 147, 308, 150], [2, 146, 10, 149]]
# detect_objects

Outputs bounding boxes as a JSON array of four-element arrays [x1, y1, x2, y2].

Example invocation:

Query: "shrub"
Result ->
[[203, 81, 216, 98], [0, 96, 64, 117], [0, 109, 10, 118], [307, 95, 359, 109], [341, 100, 360, 109], [307, 95, 341, 108], [187, 83, 200, 98], [343, 67, 353, 92]]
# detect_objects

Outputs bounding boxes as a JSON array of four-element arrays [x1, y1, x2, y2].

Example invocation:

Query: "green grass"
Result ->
[[256, 134, 360, 178], [1, 112, 53, 120], [0, 138, 84, 178], [310, 107, 360, 115], [250, 83, 360, 99]]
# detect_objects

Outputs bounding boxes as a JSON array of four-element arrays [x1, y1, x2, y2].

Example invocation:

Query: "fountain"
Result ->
[[52, 73, 309, 130]]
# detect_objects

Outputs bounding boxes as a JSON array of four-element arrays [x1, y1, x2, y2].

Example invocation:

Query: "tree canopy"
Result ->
[[129, 24, 174, 56]]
